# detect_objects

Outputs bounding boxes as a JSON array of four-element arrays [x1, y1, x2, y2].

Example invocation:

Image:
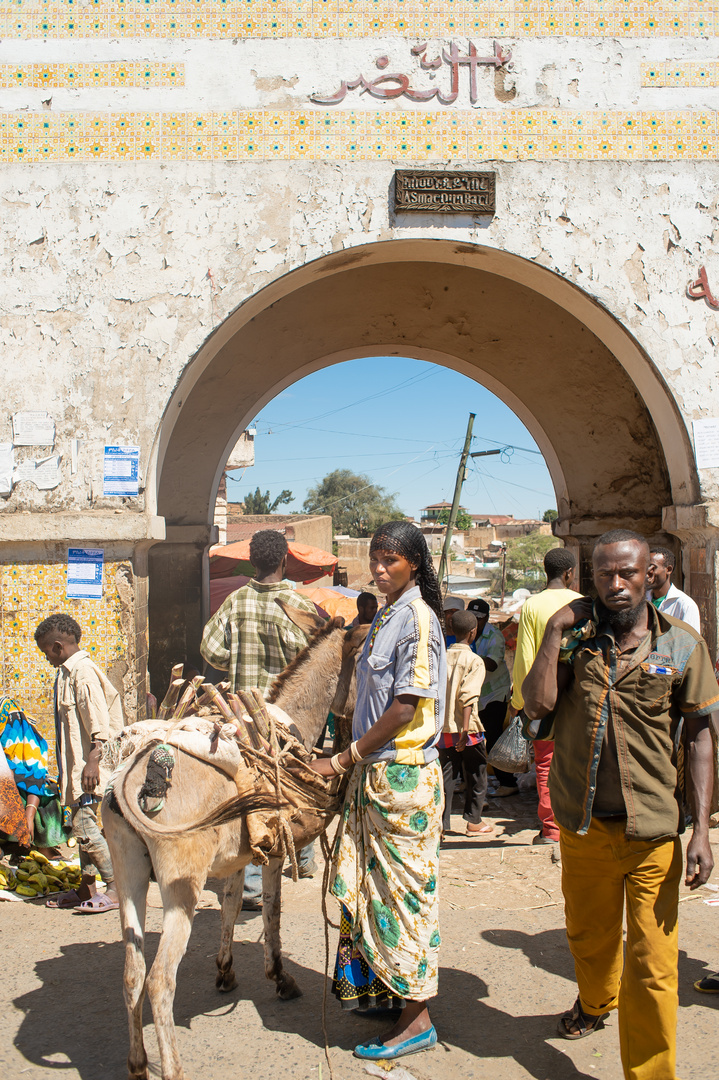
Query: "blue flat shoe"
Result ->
[[353, 1025, 437, 1059]]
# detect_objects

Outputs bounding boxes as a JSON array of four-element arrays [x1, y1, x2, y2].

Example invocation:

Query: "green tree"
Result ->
[[542, 508, 558, 522], [303, 469, 405, 537], [437, 506, 473, 531], [489, 533, 561, 595], [242, 486, 293, 514]]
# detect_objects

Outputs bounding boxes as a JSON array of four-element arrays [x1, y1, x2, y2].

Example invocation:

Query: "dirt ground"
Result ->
[[2, 787, 719, 1080]]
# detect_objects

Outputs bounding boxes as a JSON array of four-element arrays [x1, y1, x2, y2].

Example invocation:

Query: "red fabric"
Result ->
[[209, 539, 336, 583], [535, 739, 559, 840]]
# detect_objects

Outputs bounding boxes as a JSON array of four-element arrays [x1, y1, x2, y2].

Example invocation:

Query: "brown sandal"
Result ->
[[557, 996, 609, 1039]]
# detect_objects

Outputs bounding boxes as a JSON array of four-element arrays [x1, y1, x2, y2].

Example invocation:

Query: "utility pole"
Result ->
[[438, 413, 475, 589]]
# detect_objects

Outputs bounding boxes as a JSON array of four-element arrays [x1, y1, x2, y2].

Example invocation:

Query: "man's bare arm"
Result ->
[[522, 597, 593, 718], [685, 714, 716, 889]]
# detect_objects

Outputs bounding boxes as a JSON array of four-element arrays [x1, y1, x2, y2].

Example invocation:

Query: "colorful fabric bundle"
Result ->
[[0, 696, 53, 798], [0, 742, 31, 847]]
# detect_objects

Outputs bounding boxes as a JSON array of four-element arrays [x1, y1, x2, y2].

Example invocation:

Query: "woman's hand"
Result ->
[[308, 756, 337, 777], [24, 804, 36, 842]]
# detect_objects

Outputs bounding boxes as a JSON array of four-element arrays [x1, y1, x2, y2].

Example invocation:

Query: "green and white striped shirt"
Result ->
[[200, 580, 317, 695]]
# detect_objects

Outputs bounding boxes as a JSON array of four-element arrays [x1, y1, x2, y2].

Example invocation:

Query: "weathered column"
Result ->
[[663, 504, 719, 663], [147, 524, 218, 700]]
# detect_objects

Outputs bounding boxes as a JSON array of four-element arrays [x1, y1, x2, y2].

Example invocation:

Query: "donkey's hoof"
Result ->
[[216, 969, 238, 992], [127, 1054, 149, 1080], [276, 973, 302, 1000]]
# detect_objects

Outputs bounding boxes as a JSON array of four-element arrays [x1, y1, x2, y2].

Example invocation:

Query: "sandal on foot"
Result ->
[[76, 892, 119, 914], [557, 997, 608, 1039], [695, 972, 719, 993], [46, 889, 82, 909], [466, 823, 494, 835]]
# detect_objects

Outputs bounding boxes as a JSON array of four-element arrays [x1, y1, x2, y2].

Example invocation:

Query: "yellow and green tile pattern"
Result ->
[[2, 1, 719, 40], [1, 108, 718, 161], [642, 60, 719, 85], [0, 61, 184, 88], [0, 560, 130, 764]]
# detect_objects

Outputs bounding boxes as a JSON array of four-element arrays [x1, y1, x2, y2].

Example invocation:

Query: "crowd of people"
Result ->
[[1, 523, 717, 1079]]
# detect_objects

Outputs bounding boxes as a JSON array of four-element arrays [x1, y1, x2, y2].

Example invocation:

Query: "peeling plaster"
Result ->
[[1, 158, 719, 515]]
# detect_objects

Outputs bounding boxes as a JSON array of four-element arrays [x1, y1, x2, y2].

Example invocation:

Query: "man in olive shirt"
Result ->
[[523, 530, 718, 1080]]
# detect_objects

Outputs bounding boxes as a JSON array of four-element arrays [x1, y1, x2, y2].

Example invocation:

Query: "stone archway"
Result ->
[[147, 238, 707, 689]]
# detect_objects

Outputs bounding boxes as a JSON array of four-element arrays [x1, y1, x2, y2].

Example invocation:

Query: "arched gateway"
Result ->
[[148, 238, 714, 693], [4, 9, 719, 745]]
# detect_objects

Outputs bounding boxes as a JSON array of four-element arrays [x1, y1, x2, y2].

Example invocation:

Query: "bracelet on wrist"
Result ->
[[350, 741, 363, 764], [330, 753, 350, 776]]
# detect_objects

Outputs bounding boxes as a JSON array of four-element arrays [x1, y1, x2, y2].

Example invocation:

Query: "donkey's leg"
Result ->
[[262, 856, 301, 1000], [215, 869, 245, 992], [146, 872, 205, 1080], [104, 801, 152, 1080]]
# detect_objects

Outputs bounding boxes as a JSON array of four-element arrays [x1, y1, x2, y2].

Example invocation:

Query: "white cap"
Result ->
[[443, 596, 465, 611]]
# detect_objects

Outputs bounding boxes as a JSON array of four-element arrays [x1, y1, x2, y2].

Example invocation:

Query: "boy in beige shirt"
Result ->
[[438, 609, 493, 837], [35, 613, 124, 912]]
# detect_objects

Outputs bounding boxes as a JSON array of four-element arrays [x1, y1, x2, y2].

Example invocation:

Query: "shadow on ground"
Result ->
[[13, 910, 605, 1080]]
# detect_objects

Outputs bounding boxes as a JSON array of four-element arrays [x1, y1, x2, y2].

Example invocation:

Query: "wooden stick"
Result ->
[[227, 695, 255, 747], [239, 689, 271, 743], [174, 675, 205, 719], [252, 688, 279, 754], [158, 663, 185, 720], [200, 683, 236, 724]]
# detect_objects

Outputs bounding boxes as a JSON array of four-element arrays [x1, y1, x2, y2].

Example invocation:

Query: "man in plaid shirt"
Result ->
[[201, 529, 321, 902], [201, 529, 317, 695]]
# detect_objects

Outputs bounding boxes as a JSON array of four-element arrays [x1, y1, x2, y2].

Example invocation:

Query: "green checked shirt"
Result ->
[[200, 580, 318, 695]]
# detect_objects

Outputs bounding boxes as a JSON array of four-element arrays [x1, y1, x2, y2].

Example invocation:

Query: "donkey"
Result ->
[[103, 609, 368, 1080]]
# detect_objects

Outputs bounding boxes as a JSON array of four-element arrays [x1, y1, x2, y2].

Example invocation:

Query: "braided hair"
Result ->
[[369, 521, 444, 629]]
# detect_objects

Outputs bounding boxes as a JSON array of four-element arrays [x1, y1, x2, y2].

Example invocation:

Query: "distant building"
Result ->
[[420, 501, 467, 523]]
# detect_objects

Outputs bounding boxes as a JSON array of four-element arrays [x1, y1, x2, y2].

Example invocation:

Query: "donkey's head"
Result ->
[[330, 622, 370, 719]]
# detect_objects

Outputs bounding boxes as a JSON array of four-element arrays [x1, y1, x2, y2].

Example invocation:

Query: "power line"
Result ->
[[260, 368, 437, 433]]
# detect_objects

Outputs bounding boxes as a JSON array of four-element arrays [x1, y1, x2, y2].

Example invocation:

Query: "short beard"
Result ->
[[597, 598, 646, 633]]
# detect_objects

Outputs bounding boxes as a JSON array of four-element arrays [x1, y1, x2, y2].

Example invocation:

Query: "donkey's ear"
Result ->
[[275, 598, 328, 635]]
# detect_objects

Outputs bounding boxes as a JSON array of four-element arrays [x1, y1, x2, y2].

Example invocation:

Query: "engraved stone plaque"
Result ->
[[394, 170, 496, 214]]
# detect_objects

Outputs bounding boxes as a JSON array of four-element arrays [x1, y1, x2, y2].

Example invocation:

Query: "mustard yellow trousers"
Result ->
[[560, 818, 683, 1080]]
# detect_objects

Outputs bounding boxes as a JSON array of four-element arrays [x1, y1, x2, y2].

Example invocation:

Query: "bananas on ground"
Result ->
[[0, 864, 17, 891], [5, 853, 82, 896]]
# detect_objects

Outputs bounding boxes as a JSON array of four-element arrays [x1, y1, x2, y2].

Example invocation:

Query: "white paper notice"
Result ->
[[34, 455, 62, 490], [14, 455, 62, 489], [67, 548, 104, 600], [0, 444, 14, 496], [103, 445, 140, 496], [693, 418, 719, 470], [12, 411, 55, 447], [13, 460, 36, 483]]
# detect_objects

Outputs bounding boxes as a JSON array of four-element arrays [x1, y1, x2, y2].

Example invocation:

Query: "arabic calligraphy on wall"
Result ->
[[311, 41, 512, 106]]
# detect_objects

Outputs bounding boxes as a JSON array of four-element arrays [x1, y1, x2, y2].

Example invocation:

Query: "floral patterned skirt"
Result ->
[[330, 759, 442, 1005]]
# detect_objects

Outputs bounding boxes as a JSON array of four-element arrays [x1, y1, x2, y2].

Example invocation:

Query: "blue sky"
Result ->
[[226, 356, 556, 521]]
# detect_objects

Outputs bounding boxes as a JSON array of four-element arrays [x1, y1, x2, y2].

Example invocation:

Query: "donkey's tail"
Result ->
[[112, 743, 284, 838]]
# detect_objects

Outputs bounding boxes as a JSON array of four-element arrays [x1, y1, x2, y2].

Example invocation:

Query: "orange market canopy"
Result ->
[[209, 539, 337, 585], [295, 586, 359, 624]]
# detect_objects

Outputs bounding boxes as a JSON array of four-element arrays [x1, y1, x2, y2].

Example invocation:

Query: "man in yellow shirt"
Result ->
[[510, 547, 577, 844]]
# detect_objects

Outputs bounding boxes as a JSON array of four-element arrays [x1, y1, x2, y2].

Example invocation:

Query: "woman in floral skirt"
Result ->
[[310, 520, 446, 1060]]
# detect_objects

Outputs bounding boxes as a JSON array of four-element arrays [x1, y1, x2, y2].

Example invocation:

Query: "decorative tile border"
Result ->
[[1, 109, 718, 160], [642, 60, 719, 85], [1, 2, 719, 40], [0, 62, 184, 88], [0, 559, 129, 764]]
